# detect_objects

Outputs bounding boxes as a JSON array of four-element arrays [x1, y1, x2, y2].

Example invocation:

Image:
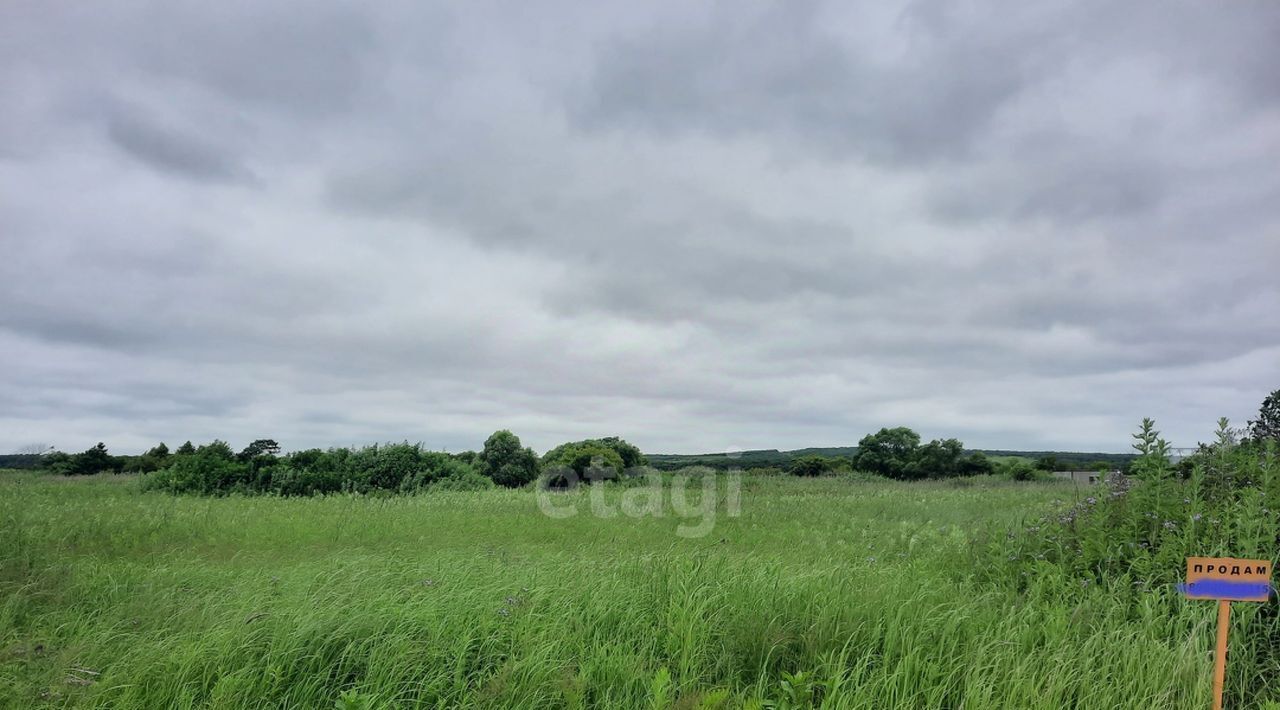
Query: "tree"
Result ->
[[1033, 455, 1059, 472], [958, 452, 995, 476], [123, 442, 173, 473], [478, 430, 540, 488], [911, 438, 966, 478], [852, 427, 921, 479], [542, 441, 626, 483], [238, 439, 281, 461], [176, 441, 196, 456], [540, 437, 646, 483], [597, 436, 646, 469], [67, 442, 121, 476], [1249, 389, 1280, 443], [42, 450, 73, 475]]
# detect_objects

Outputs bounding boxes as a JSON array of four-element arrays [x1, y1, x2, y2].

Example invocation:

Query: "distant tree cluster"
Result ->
[[850, 427, 994, 480], [539, 437, 649, 486], [58, 431, 645, 497]]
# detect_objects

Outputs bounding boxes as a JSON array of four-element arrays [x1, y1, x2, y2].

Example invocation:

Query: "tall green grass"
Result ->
[[0, 471, 1266, 708]]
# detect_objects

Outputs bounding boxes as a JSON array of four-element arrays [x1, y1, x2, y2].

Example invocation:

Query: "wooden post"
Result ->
[[1212, 599, 1230, 710]]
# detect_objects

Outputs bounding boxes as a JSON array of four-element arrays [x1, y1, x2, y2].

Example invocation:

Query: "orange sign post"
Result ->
[[1180, 557, 1273, 710]]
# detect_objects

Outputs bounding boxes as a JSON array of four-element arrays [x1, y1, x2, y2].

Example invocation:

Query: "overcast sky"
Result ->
[[2, 1, 1277, 456]]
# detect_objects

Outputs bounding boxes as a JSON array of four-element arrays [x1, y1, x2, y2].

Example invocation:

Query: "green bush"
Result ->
[[999, 459, 1046, 481], [999, 418, 1280, 589], [141, 441, 247, 495], [541, 440, 629, 483], [478, 430, 540, 487], [143, 441, 467, 496], [788, 455, 835, 477], [427, 463, 496, 491]]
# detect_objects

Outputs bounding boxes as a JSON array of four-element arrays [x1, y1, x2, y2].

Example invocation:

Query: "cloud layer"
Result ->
[[2, 0, 1277, 455]]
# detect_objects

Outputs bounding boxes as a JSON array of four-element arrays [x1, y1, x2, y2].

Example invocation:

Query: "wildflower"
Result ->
[[497, 607, 511, 617], [1192, 513, 1202, 522], [1162, 521, 1176, 530], [867, 556, 877, 563], [1086, 497, 1097, 505]]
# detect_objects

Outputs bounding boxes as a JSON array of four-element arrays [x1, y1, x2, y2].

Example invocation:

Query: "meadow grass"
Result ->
[[0, 471, 1258, 708]]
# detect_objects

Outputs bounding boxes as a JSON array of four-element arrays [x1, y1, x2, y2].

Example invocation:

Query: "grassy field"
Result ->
[[0, 470, 1261, 708]]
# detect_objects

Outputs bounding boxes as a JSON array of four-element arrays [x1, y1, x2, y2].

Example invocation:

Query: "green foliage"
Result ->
[[787, 455, 835, 477], [910, 438, 965, 478], [120, 442, 173, 474], [1034, 455, 1059, 471], [998, 459, 1046, 481], [141, 440, 247, 494], [58, 442, 123, 476], [1250, 388, 1280, 442], [993, 417, 1280, 705], [851, 430, 982, 480], [237, 439, 281, 461], [541, 438, 638, 482], [478, 430, 540, 487], [852, 427, 921, 479], [272, 449, 349, 496], [596, 436, 647, 468], [958, 451, 995, 476], [650, 446, 1135, 473], [427, 463, 496, 492], [142, 441, 467, 496]]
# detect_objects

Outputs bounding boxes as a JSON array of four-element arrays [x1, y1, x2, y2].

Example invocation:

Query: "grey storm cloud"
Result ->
[[0, 0, 1277, 456]]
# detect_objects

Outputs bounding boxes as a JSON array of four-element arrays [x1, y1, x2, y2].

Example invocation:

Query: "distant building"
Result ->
[[1052, 470, 1109, 485]]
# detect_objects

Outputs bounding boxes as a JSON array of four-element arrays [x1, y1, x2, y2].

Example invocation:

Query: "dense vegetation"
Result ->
[[138, 431, 560, 496], [646, 447, 1133, 473], [16, 426, 1065, 496]]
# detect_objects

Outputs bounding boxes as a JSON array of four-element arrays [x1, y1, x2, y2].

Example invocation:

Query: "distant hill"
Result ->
[[0, 454, 45, 470], [648, 447, 1135, 471]]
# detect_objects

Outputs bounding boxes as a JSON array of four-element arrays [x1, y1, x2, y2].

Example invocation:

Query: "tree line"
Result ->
[[13, 388, 1276, 494]]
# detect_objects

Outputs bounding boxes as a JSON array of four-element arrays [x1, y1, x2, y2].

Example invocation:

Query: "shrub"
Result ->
[[998, 416, 1280, 594], [958, 452, 995, 476], [541, 441, 627, 485], [141, 441, 248, 495], [340, 443, 435, 493], [272, 449, 348, 496], [999, 459, 1045, 481], [909, 438, 965, 478], [478, 430, 540, 487], [64, 443, 122, 476], [788, 455, 834, 477], [427, 462, 496, 492]]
